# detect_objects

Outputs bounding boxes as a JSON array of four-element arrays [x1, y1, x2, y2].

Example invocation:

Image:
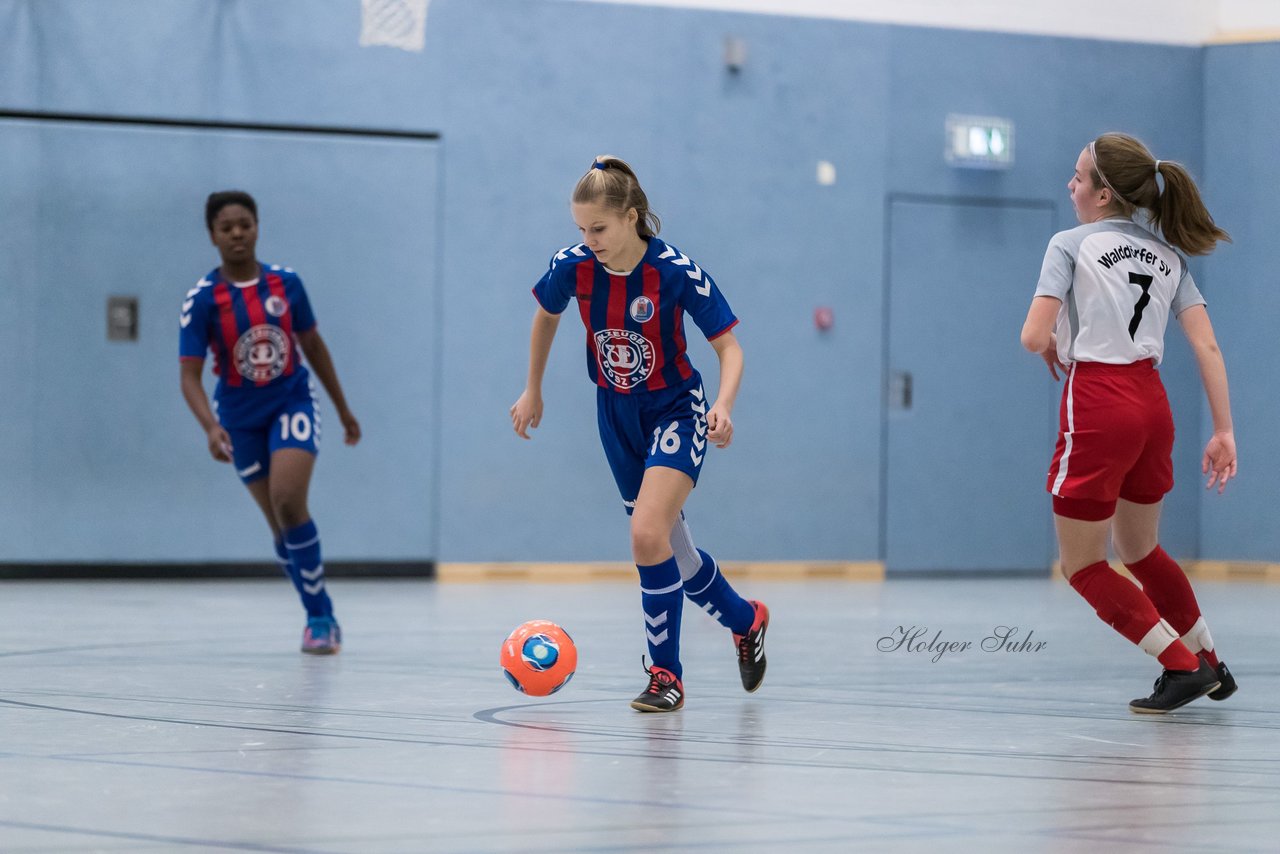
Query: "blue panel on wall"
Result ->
[[0, 122, 40, 555], [1201, 42, 1280, 561], [1, 0, 1230, 564], [434, 2, 893, 562], [0, 118, 439, 562], [6, 0, 442, 132]]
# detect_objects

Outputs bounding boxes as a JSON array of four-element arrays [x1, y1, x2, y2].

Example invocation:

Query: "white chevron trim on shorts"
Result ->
[[691, 385, 708, 466]]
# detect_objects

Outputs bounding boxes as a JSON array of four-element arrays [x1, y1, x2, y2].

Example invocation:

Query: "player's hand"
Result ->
[[707, 403, 733, 449], [339, 409, 361, 446], [206, 425, 233, 463], [510, 389, 543, 439], [1041, 334, 1068, 381], [1202, 430, 1237, 494]]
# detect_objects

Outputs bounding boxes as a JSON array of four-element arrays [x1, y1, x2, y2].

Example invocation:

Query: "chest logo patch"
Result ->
[[264, 295, 288, 318], [234, 324, 289, 382], [629, 296, 654, 323], [594, 329, 655, 389]]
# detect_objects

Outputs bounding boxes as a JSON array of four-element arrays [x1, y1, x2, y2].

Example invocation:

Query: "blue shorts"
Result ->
[[597, 371, 708, 515], [220, 381, 321, 484]]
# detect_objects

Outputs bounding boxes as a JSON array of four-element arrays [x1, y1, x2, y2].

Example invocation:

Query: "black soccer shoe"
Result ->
[[1129, 658, 1222, 714], [631, 663, 684, 713], [1206, 658, 1238, 701], [734, 600, 770, 693]]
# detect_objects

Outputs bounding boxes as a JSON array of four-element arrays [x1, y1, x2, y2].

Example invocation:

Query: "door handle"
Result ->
[[890, 371, 913, 410]]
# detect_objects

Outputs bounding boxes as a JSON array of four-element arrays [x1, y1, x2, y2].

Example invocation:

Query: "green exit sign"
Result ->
[[945, 115, 1014, 169]]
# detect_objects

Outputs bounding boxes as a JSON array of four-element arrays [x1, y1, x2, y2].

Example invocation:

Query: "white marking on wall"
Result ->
[[360, 0, 430, 52]]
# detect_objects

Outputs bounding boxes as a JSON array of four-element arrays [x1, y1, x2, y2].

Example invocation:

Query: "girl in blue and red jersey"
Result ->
[[511, 156, 768, 712], [180, 191, 361, 654]]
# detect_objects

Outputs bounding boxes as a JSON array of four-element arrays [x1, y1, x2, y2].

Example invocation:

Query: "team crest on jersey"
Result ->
[[593, 329, 655, 389], [264, 295, 288, 318], [234, 324, 289, 382], [629, 296, 655, 323]]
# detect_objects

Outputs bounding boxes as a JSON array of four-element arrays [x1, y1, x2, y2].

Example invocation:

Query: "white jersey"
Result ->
[[1035, 218, 1205, 366]]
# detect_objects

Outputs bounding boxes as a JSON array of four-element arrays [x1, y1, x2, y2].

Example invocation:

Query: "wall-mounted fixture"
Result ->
[[724, 36, 747, 74], [945, 114, 1014, 169], [107, 296, 139, 342]]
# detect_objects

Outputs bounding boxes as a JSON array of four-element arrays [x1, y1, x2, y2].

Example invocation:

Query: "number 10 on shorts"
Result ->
[[279, 412, 313, 442]]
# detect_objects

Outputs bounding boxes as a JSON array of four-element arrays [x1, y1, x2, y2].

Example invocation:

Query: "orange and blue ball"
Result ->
[[500, 620, 578, 696]]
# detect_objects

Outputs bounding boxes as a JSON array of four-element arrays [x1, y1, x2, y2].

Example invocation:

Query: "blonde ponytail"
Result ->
[[571, 155, 661, 238]]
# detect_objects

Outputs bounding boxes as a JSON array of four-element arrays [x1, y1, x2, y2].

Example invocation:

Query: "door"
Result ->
[[884, 197, 1057, 573]]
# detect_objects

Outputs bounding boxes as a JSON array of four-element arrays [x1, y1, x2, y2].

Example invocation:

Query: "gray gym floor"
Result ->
[[2, 576, 1277, 853]]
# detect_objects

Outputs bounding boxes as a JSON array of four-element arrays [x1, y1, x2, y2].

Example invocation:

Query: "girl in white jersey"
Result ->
[[1021, 133, 1237, 714]]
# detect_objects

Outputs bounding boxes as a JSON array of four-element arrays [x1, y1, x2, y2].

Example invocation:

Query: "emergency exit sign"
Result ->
[[946, 115, 1014, 169]]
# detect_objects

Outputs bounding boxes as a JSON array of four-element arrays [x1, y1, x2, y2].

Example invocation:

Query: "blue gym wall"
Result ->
[[0, 0, 1232, 565], [1201, 41, 1280, 562]]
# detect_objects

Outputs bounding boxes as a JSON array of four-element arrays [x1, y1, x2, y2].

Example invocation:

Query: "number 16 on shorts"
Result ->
[[646, 386, 709, 477], [650, 422, 681, 456]]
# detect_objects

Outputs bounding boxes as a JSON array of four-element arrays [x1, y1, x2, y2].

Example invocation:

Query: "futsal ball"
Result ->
[[500, 620, 578, 696]]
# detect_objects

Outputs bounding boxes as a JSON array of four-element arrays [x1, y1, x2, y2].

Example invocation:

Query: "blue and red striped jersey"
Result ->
[[179, 263, 316, 426], [532, 237, 738, 393]]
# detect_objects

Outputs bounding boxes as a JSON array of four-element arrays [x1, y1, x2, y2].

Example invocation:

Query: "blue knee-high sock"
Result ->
[[283, 519, 333, 619], [683, 548, 754, 635], [274, 538, 305, 597], [638, 556, 684, 679]]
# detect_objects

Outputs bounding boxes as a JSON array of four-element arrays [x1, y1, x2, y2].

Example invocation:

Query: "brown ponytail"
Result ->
[[571, 155, 661, 239], [1091, 132, 1230, 256]]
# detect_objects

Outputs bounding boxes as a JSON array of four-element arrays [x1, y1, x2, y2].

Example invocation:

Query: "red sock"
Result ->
[[1069, 561, 1200, 670], [1125, 546, 1221, 668]]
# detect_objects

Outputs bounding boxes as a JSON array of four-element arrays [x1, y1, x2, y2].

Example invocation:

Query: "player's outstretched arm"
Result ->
[[707, 330, 742, 449], [511, 307, 561, 439], [179, 358, 233, 462], [296, 329, 361, 445], [1179, 305, 1237, 493]]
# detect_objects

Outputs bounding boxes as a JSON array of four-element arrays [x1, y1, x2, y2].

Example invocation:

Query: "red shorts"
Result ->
[[1047, 360, 1174, 521]]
